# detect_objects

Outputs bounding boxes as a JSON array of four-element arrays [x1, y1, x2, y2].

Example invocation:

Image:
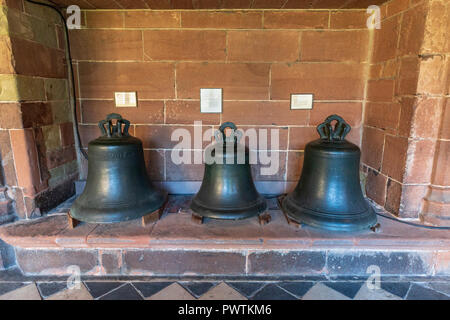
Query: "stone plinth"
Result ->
[[0, 196, 448, 277]]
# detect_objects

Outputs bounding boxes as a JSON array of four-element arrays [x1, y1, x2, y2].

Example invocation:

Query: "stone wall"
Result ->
[[419, 0, 450, 225], [0, 0, 78, 220], [361, 0, 449, 219], [72, 8, 371, 190]]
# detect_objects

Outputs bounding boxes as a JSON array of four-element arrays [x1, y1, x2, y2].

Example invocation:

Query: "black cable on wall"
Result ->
[[24, 0, 88, 160]]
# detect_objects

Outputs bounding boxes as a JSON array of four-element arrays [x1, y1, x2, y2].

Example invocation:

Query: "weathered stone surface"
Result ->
[[42, 125, 61, 151], [0, 74, 45, 101], [7, 8, 59, 49], [0, 103, 22, 128], [51, 101, 72, 124], [2, 195, 450, 276], [0, 215, 67, 247], [21, 102, 53, 128], [435, 251, 450, 275], [87, 219, 155, 248], [15, 248, 99, 275], [99, 250, 122, 275], [150, 210, 266, 246], [44, 78, 68, 101], [35, 178, 76, 214], [10, 36, 66, 78], [123, 250, 246, 275], [248, 250, 326, 275], [365, 168, 387, 207], [10, 128, 43, 196], [327, 251, 434, 276], [55, 221, 97, 248]]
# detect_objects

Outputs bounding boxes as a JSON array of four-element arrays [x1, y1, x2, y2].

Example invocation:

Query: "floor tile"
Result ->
[[147, 283, 195, 300], [0, 283, 41, 300], [380, 282, 411, 298], [132, 282, 172, 298], [226, 282, 267, 298], [180, 282, 218, 298], [353, 284, 402, 300], [199, 282, 247, 300], [301, 283, 350, 300], [406, 284, 450, 300], [0, 267, 24, 282], [84, 281, 126, 298], [277, 281, 315, 298], [37, 282, 68, 298], [426, 282, 450, 297], [99, 283, 143, 300], [323, 281, 364, 299], [251, 284, 297, 300], [0, 282, 28, 296], [46, 283, 93, 300]]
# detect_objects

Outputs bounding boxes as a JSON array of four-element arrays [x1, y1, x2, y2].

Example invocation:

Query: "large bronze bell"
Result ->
[[71, 113, 166, 223], [191, 122, 267, 220], [282, 115, 377, 231]]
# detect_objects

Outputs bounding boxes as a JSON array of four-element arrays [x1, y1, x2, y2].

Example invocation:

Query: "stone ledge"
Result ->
[[0, 195, 449, 276], [0, 239, 15, 270], [12, 248, 444, 277], [0, 206, 449, 250]]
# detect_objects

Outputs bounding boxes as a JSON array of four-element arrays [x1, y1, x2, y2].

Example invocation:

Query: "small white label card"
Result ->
[[291, 94, 314, 110], [200, 88, 222, 113], [115, 92, 137, 107]]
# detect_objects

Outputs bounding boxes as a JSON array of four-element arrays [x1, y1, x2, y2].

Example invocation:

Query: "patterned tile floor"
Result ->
[[0, 277, 449, 300]]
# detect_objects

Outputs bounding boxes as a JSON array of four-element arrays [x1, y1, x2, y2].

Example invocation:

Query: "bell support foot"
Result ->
[[276, 194, 286, 208], [258, 212, 272, 226], [142, 196, 169, 227], [283, 212, 303, 229], [370, 223, 381, 233], [278, 194, 303, 228], [141, 208, 162, 227], [191, 212, 205, 225], [67, 211, 82, 229]]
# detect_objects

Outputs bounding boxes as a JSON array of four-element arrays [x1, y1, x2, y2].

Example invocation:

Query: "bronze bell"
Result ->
[[282, 115, 377, 231], [190, 122, 267, 220], [71, 113, 166, 223]]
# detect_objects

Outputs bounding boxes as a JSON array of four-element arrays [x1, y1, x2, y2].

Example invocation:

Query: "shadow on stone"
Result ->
[[0, 239, 16, 270]]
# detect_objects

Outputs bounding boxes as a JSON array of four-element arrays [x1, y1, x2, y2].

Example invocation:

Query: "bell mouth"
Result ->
[[190, 196, 267, 220], [71, 192, 167, 224], [282, 195, 377, 232]]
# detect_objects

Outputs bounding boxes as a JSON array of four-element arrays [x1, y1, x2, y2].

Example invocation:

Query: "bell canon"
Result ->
[[70, 113, 166, 223], [282, 115, 377, 231], [190, 122, 267, 220]]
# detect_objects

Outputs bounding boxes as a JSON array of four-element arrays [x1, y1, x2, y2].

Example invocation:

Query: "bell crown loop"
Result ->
[[317, 114, 351, 142], [98, 113, 131, 138], [214, 122, 243, 144]]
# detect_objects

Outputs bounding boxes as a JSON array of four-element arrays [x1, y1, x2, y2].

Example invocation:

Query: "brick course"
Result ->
[[1, 208, 448, 276]]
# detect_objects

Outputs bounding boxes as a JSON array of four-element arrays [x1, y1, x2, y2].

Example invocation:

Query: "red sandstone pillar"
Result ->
[[421, 100, 450, 226]]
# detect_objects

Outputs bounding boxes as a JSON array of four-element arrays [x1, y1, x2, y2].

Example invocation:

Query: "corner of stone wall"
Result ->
[[361, 0, 448, 219], [0, 0, 80, 219]]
